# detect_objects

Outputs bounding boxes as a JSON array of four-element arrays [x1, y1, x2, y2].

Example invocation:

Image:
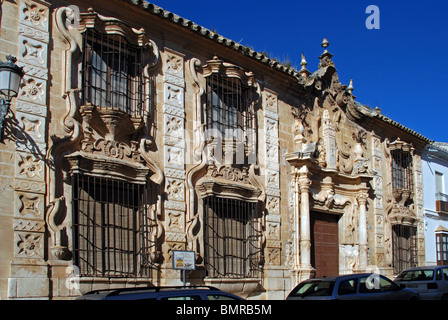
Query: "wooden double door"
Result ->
[[310, 211, 340, 277]]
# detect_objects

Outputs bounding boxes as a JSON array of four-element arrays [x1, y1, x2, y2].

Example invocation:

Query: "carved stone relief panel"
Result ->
[[11, 0, 50, 273], [15, 193, 44, 220], [20, 0, 49, 31], [165, 115, 184, 140], [163, 48, 186, 263], [167, 211, 184, 231], [18, 76, 46, 105], [19, 35, 47, 67], [15, 111, 46, 153], [166, 178, 185, 201], [267, 247, 281, 265], [14, 232, 44, 258], [165, 146, 184, 169], [16, 112, 44, 142], [15, 151, 44, 181], [263, 88, 281, 265]]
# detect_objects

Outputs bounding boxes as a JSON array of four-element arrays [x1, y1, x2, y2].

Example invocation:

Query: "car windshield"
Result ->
[[395, 269, 434, 281], [290, 280, 335, 297]]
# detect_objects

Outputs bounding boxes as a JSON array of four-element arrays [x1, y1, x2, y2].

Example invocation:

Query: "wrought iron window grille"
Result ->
[[203, 196, 263, 279], [81, 28, 148, 118], [204, 73, 256, 166], [392, 225, 418, 274], [72, 173, 158, 278], [391, 149, 414, 192]]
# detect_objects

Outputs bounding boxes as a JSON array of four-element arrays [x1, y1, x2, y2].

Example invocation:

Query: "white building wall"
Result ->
[[422, 145, 448, 266]]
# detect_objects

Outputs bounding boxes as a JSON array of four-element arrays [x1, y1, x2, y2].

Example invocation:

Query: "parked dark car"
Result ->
[[394, 265, 448, 300], [286, 273, 420, 300], [76, 285, 244, 300]]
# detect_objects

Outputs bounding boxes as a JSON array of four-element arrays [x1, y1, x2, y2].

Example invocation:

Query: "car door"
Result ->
[[358, 275, 395, 300], [377, 275, 410, 299], [441, 267, 448, 298], [335, 278, 360, 300]]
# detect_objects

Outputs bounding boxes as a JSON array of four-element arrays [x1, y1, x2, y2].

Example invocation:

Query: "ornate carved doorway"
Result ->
[[310, 211, 340, 277]]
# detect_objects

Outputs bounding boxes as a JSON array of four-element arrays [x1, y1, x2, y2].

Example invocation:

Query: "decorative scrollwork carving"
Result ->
[[82, 138, 144, 163], [206, 164, 249, 184]]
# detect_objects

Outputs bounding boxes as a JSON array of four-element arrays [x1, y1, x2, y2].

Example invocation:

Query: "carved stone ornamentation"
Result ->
[[15, 232, 43, 258], [313, 188, 350, 210], [267, 248, 281, 265], [206, 164, 249, 184], [82, 138, 144, 163], [163, 48, 186, 261], [19, 77, 45, 104], [17, 153, 43, 179], [21, 0, 49, 29], [17, 193, 43, 218]]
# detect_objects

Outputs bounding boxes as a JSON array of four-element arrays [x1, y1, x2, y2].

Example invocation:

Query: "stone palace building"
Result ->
[[0, 0, 431, 299]]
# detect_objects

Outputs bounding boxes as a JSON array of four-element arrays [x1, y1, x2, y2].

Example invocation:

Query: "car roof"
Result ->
[[302, 273, 377, 282], [398, 265, 448, 272], [81, 285, 224, 298]]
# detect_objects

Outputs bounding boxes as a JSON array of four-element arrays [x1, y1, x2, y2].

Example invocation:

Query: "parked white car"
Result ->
[[394, 265, 448, 300]]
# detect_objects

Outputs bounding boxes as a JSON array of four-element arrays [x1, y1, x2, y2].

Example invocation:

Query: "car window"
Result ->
[[443, 268, 448, 280], [359, 277, 376, 293], [207, 294, 240, 300], [378, 276, 398, 292], [436, 269, 443, 280], [395, 270, 434, 281], [160, 295, 201, 300], [290, 281, 335, 297], [359, 275, 397, 293], [338, 279, 357, 295]]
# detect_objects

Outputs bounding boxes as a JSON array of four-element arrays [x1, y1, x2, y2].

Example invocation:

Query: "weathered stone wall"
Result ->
[[0, 0, 427, 299]]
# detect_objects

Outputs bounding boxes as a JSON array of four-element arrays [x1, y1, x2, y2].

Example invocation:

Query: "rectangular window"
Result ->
[[81, 28, 146, 117], [391, 149, 413, 190], [203, 196, 262, 279], [436, 232, 448, 265], [435, 172, 444, 194], [72, 174, 157, 278], [206, 73, 246, 134], [205, 73, 255, 165], [392, 225, 417, 274]]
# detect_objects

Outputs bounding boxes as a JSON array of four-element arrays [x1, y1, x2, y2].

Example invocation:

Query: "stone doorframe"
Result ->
[[286, 147, 373, 283]]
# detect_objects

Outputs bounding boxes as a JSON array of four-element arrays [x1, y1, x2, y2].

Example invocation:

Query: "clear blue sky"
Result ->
[[151, 0, 447, 142]]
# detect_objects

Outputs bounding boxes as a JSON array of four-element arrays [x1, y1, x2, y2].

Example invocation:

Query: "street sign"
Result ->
[[172, 250, 196, 287], [172, 250, 196, 270]]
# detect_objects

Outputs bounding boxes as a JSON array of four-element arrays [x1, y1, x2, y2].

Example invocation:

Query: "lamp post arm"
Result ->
[[0, 97, 11, 140]]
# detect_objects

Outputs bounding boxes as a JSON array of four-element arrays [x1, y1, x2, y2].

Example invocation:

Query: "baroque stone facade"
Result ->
[[0, 0, 430, 299]]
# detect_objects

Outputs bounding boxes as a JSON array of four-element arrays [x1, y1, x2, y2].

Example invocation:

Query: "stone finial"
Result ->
[[347, 79, 354, 94], [321, 38, 329, 53], [318, 38, 333, 68], [299, 53, 311, 77]]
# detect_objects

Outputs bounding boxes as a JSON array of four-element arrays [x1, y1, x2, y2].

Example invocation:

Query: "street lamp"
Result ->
[[0, 55, 25, 140]]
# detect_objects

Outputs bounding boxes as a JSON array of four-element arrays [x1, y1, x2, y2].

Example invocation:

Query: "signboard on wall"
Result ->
[[172, 250, 196, 271]]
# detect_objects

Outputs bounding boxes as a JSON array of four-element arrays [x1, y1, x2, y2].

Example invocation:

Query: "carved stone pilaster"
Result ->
[[163, 48, 186, 265], [8, 0, 51, 300], [371, 132, 387, 269], [263, 88, 281, 267], [322, 110, 336, 170]]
